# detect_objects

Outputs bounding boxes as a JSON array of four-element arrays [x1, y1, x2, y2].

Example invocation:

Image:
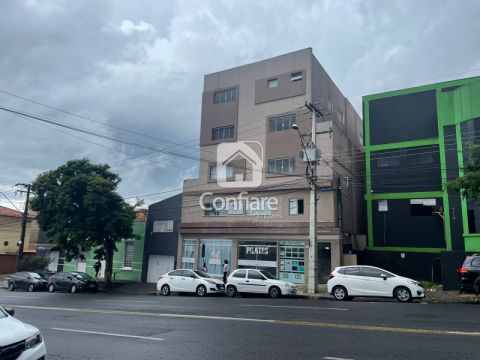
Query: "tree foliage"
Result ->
[[30, 159, 136, 287], [446, 143, 480, 200]]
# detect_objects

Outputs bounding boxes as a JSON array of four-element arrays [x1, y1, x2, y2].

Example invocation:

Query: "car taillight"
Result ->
[[158, 275, 164, 280], [328, 272, 334, 280], [457, 267, 469, 274]]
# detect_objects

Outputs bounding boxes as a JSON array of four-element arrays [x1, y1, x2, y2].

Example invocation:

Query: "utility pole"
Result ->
[[293, 102, 329, 294], [15, 183, 31, 267]]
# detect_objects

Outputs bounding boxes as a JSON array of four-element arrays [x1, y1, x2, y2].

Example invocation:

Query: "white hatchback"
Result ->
[[157, 269, 225, 297], [226, 269, 297, 298], [0, 306, 47, 360], [327, 265, 425, 302]]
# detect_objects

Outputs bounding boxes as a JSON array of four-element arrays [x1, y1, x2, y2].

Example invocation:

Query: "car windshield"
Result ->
[[0, 307, 7, 319], [259, 270, 276, 279], [72, 272, 93, 280], [194, 270, 212, 278]]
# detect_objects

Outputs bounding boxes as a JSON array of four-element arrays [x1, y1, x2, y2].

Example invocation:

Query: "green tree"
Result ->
[[447, 143, 480, 200], [30, 159, 136, 288]]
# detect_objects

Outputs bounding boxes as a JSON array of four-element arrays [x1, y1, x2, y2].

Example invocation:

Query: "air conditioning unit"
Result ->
[[299, 148, 320, 163]]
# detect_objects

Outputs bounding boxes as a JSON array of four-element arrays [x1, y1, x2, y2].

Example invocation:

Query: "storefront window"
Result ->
[[198, 240, 232, 276], [182, 240, 196, 269], [238, 241, 277, 276], [279, 241, 305, 283]]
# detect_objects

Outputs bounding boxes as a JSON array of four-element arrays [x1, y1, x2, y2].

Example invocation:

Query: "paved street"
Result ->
[[1, 289, 480, 360]]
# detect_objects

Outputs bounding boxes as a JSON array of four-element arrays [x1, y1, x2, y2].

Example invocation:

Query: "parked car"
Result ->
[[8, 272, 48, 292], [327, 266, 425, 302], [157, 269, 225, 297], [0, 306, 47, 360], [48, 271, 99, 293], [226, 269, 297, 298], [457, 254, 480, 294]]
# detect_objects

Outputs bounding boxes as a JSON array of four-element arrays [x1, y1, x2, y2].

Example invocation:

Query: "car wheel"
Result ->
[[8, 282, 15, 291], [268, 286, 281, 299], [394, 286, 412, 303], [332, 285, 348, 301], [48, 284, 55, 292], [196, 285, 207, 297], [160, 284, 170, 296], [28, 284, 34, 292], [226, 285, 237, 297], [70, 284, 77, 294]]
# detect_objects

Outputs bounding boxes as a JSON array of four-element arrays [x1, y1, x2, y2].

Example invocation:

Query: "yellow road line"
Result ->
[[11, 304, 480, 337]]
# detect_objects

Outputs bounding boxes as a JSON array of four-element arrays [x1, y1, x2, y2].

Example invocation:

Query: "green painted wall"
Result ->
[[364, 76, 480, 253], [64, 220, 146, 282]]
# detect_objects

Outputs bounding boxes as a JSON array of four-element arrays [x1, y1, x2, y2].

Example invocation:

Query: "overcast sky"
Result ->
[[1, 0, 479, 210]]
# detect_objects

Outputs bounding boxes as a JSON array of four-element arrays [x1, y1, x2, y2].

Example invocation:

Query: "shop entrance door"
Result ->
[[317, 243, 331, 284]]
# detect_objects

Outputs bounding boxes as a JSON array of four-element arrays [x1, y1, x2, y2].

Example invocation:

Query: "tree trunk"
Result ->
[[104, 244, 113, 289]]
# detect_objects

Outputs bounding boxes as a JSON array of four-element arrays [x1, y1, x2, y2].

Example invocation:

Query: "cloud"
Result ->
[[0, 0, 479, 206], [117, 20, 157, 35]]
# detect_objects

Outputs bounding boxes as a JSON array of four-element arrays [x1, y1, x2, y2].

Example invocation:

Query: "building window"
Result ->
[[267, 79, 278, 88], [376, 157, 401, 168], [124, 241, 134, 267], [337, 109, 345, 125], [279, 241, 305, 283], [153, 220, 174, 233], [213, 88, 236, 104], [410, 199, 436, 216], [182, 240, 196, 269], [209, 164, 234, 180], [289, 199, 304, 215], [410, 153, 434, 165], [204, 202, 227, 216], [268, 114, 296, 132], [198, 239, 232, 276], [290, 71, 303, 81], [245, 199, 272, 216], [268, 157, 295, 174], [212, 125, 234, 141]]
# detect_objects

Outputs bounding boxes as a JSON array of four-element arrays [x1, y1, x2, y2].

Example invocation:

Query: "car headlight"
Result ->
[[206, 280, 216, 285], [25, 332, 42, 350], [283, 283, 291, 288], [408, 280, 421, 287]]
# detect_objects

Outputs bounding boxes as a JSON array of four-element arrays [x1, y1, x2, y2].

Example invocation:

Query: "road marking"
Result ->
[[94, 300, 158, 304], [323, 357, 354, 360], [10, 304, 480, 337], [240, 304, 348, 311], [51, 327, 164, 341], [0, 295, 39, 299]]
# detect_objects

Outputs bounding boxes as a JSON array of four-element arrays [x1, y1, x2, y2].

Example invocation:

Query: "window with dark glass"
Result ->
[[362, 267, 393, 278], [233, 270, 247, 278], [213, 88, 236, 104], [343, 267, 362, 276], [268, 114, 296, 132], [289, 199, 304, 215], [212, 125, 234, 141], [268, 157, 295, 174], [290, 71, 302, 81], [247, 270, 265, 280]]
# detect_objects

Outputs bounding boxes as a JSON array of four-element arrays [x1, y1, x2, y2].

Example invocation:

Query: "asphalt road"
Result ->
[[1, 289, 480, 360]]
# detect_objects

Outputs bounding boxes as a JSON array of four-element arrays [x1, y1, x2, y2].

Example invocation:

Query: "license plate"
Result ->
[[89, 284, 95, 288], [219, 285, 225, 289]]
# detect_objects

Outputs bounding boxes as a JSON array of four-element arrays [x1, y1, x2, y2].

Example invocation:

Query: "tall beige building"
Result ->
[[178, 48, 364, 288]]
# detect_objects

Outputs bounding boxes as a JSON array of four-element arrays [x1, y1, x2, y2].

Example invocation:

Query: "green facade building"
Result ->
[[64, 220, 146, 282], [362, 76, 480, 288]]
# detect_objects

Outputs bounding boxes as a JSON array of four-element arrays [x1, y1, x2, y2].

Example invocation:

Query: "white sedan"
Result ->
[[327, 265, 425, 302], [0, 306, 47, 360], [157, 269, 225, 296], [226, 269, 297, 298]]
